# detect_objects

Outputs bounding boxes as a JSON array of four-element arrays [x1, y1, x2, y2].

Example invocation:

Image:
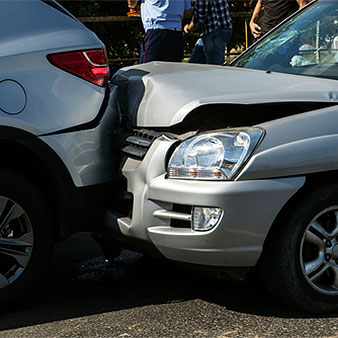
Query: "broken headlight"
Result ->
[[167, 128, 263, 180]]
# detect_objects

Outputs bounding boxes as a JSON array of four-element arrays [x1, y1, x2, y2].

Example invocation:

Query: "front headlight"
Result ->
[[168, 128, 263, 180]]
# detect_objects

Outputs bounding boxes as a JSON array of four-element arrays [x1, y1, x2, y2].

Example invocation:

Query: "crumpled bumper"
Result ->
[[113, 137, 305, 267]]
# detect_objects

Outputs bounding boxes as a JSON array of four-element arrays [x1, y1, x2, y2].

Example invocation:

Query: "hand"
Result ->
[[250, 21, 261, 39], [184, 24, 190, 34], [128, 0, 138, 9]]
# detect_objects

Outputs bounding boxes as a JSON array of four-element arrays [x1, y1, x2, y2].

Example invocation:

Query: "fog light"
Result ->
[[192, 207, 223, 231]]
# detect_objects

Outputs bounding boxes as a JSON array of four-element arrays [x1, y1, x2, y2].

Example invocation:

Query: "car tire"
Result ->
[[260, 183, 338, 313], [0, 169, 53, 304]]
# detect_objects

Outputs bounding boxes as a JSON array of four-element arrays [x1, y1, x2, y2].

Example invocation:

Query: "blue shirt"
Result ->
[[141, 0, 191, 32]]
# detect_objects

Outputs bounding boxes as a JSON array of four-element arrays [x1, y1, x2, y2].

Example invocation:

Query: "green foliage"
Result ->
[[59, 0, 255, 72]]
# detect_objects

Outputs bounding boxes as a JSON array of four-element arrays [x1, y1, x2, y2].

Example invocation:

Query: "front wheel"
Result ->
[[261, 184, 338, 313], [0, 170, 53, 304]]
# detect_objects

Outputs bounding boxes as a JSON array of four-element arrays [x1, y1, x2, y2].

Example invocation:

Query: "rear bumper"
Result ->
[[105, 137, 306, 267], [40, 85, 120, 187], [34, 85, 121, 238]]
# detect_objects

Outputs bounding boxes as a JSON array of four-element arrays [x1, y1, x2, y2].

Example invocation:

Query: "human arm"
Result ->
[[127, 0, 140, 15], [296, 0, 307, 9], [184, 20, 198, 34], [191, 0, 208, 26], [184, 0, 192, 19], [249, 0, 263, 39], [128, 0, 138, 9], [184, 0, 202, 34], [184, 8, 192, 19]]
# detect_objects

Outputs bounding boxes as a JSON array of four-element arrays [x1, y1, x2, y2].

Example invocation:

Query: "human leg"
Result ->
[[202, 28, 232, 65], [189, 38, 207, 64], [139, 30, 183, 64]]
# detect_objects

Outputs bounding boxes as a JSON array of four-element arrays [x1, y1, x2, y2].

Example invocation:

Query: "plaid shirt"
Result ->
[[192, 0, 232, 36]]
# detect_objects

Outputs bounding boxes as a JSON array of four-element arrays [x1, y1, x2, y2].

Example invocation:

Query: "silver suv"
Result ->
[[0, 1, 118, 302], [105, 0, 338, 313]]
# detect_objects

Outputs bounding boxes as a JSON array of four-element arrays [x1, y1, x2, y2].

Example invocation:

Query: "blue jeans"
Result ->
[[202, 27, 232, 65], [189, 38, 207, 64]]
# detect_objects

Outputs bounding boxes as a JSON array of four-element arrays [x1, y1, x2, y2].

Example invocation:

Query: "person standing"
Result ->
[[137, 0, 192, 64], [249, 0, 306, 39], [184, 0, 232, 65]]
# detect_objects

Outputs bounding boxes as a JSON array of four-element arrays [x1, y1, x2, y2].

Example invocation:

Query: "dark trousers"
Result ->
[[189, 28, 232, 65], [139, 29, 184, 64]]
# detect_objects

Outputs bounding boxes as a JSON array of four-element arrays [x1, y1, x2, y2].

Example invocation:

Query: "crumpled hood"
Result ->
[[114, 61, 338, 127]]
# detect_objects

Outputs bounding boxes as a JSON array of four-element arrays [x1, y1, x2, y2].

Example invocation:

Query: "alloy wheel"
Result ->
[[0, 196, 33, 289], [300, 206, 338, 295]]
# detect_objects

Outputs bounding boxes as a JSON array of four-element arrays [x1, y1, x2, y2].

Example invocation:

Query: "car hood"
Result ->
[[113, 61, 338, 127]]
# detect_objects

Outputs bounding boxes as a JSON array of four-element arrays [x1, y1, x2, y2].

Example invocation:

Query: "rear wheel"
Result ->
[[261, 184, 338, 313], [0, 169, 53, 303]]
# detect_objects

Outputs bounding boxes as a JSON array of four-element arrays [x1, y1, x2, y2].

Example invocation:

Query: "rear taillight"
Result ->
[[47, 49, 110, 87]]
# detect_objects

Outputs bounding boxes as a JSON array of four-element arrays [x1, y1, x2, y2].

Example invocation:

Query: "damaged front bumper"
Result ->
[[103, 135, 305, 268]]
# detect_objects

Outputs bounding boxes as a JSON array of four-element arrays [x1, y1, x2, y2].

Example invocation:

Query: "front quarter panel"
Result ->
[[238, 104, 338, 180]]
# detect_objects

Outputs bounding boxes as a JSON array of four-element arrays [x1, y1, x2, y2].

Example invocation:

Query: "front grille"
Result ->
[[122, 129, 160, 160]]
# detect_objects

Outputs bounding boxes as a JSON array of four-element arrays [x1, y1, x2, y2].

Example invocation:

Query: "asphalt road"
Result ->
[[1, 232, 338, 337]]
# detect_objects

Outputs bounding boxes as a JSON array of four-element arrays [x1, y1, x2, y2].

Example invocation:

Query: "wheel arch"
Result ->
[[257, 171, 338, 313], [0, 127, 77, 241], [260, 170, 338, 260]]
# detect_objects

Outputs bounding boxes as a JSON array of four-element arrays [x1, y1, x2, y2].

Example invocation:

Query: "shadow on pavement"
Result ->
[[0, 232, 336, 332]]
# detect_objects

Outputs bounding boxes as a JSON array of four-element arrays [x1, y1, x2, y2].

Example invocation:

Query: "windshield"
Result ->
[[232, 1, 338, 80]]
